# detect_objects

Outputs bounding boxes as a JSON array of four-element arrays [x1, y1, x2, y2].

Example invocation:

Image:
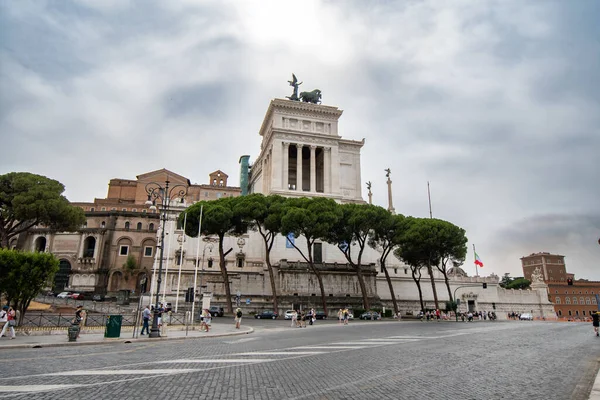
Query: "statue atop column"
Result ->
[[385, 169, 395, 214], [286, 73, 302, 101], [366, 181, 372, 205]]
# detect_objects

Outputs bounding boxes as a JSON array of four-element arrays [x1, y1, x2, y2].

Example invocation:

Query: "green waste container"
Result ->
[[104, 315, 122, 338]]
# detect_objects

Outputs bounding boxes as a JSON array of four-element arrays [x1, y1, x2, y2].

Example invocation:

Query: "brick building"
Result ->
[[521, 252, 567, 283]]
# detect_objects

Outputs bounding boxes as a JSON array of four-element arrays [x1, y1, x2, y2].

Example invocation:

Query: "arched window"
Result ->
[[208, 258, 213, 268], [125, 221, 130, 230], [568, 310, 572, 316], [586, 297, 591, 305], [101, 221, 106, 228], [83, 237, 96, 258], [580, 297, 585, 304], [34, 237, 47, 252], [593, 297, 597, 304], [149, 223, 155, 231], [558, 310, 562, 316], [566, 297, 571, 304], [236, 253, 245, 268], [137, 222, 142, 230], [555, 297, 561, 304], [573, 297, 578, 304]]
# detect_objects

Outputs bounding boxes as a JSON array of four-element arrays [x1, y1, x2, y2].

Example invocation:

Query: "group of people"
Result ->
[[459, 311, 497, 322], [289, 309, 311, 328], [337, 308, 351, 325], [0, 306, 17, 339]]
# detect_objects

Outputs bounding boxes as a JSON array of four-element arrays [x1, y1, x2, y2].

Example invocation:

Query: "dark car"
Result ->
[[209, 306, 224, 317], [254, 310, 278, 319], [359, 311, 381, 320], [92, 294, 105, 302], [314, 311, 327, 320]]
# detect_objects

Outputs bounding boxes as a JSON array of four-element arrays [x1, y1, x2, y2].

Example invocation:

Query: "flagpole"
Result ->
[[162, 219, 174, 304], [175, 212, 187, 313], [427, 181, 433, 219], [191, 205, 203, 326], [473, 243, 479, 277]]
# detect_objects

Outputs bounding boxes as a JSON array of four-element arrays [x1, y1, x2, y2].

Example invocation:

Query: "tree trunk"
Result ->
[[354, 267, 370, 310], [218, 236, 233, 314], [382, 263, 399, 316], [443, 271, 453, 302], [427, 263, 439, 309], [411, 268, 425, 312], [263, 238, 278, 314]]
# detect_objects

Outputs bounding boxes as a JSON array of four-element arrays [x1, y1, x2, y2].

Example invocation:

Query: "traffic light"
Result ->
[[483, 283, 487, 289]]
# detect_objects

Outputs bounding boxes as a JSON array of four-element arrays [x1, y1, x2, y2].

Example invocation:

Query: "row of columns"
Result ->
[[281, 142, 331, 193]]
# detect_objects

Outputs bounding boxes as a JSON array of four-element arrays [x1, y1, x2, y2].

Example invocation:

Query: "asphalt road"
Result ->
[[1, 319, 598, 400]]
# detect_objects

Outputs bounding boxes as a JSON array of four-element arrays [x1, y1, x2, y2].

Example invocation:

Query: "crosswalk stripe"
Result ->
[[329, 341, 399, 345], [294, 346, 365, 349], [236, 351, 325, 355], [155, 359, 275, 364], [44, 369, 199, 376], [0, 385, 81, 393], [364, 338, 419, 342]]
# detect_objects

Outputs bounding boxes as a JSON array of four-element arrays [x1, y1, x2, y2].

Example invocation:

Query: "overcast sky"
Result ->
[[1, 0, 599, 280]]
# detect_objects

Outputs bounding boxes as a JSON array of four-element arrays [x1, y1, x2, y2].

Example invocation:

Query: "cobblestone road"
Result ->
[[0, 320, 598, 399]]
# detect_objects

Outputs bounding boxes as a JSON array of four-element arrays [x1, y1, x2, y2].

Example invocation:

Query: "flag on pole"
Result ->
[[474, 251, 484, 268]]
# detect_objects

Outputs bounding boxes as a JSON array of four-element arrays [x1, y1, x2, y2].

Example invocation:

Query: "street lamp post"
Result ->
[[145, 179, 188, 338]]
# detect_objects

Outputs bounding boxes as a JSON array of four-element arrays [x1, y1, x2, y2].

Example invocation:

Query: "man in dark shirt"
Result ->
[[592, 311, 599, 337]]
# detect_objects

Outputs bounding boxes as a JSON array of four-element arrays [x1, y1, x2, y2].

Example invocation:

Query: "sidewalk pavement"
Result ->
[[0, 324, 253, 350], [589, 367, 600, 400]]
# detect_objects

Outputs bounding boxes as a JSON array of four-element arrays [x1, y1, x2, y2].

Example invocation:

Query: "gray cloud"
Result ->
[[1, 0, 599, 279]]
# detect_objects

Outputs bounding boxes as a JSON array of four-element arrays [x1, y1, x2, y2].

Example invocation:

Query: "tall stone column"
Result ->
[[310, 145, 317, 192], [270, 141, 282, 190], [386, 169, 395, 214], [282, 142, 290, 190], [296, 144, 303, 192], [324, 147, 331, 194]]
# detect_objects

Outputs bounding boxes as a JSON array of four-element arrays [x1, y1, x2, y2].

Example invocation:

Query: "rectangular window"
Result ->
[[122, 208, 127, 211], [90, 207, 95, 212], [101, 207, 106, 211], [119, 245, 129, 256], [144, 246, 153, 257]]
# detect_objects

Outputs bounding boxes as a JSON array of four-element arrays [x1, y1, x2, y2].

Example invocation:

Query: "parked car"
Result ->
[[69, 293, 85, 300], [284, 310, 295, 320], [209, 306, 224, 317], [56, 291, 72, 299], [359, 311, 381, 320], [255, 310, 278, 319], [92, 294, 105, 302], [314, 311, 327, 320], [519, 313, 534, 321]]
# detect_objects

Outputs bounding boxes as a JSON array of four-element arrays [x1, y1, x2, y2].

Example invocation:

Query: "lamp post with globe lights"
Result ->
[[145, 179, 188, 338]]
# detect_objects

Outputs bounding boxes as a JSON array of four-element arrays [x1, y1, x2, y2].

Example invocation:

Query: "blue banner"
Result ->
[[286, 232, 295, 248]]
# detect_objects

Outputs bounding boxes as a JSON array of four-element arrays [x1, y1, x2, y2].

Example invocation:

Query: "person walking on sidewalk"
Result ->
[[140, 305, 151, 335], [0, 306, 16, 339], [235, 308, 243, 329], [592, 311, 599, 336]]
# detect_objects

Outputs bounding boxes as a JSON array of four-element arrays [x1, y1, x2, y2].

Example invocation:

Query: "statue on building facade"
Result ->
[[531, 267, 544, 283], [286, 73, 302, 101], [385, 168, 391, 178]]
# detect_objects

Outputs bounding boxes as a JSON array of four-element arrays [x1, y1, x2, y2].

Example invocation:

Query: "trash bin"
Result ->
[[68, 322, 80, 342], [104, 315, 122, 338]]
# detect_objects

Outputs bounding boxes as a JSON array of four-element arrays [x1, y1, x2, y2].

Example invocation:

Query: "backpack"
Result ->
[[236, 310, 242, 318]]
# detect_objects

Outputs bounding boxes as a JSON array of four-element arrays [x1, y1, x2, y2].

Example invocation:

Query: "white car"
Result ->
[[519, 313, 533, 321], [57, 291, 71, 299], [284, 310, 295, 320]]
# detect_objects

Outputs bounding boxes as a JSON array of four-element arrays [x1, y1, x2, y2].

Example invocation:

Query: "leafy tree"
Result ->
[[234, 194, 286, 312], [0, 249, 59, 323], [394, 217, 428, 311], [184, 197, 245, 314], [369, 212, 408, 316], [500, 273, 513, 288], [0, 172, 85, 248], [326, 203, 388, 310], [506, 277, 531, 290], [280, 197, 341, 315], [431, 219, 468, 302], [123, 255, 137, 280]]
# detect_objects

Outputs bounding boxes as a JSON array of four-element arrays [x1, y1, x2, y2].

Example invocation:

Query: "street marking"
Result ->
[[364, 338, 419, 342], [294, 346, 366, 349], [0, 385, 82, 393], [155, 359, 275, 363], [44, 369, 199, 376], [236, 351, 325, 355], [329, 341, 399, 345], [222, 337, 258, 344]]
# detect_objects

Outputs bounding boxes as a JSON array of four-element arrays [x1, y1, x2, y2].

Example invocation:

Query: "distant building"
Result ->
[[521, 252, 567, 282], [521, 252, 600, 319]]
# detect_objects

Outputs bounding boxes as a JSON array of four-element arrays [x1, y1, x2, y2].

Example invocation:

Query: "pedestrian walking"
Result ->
[[291, 310, 297, 328], [235, 307, 243, 329], [202, 309, 211, 332], [0, 306, 16, 339], [592, 311, 599, 336], [140, 305, 151, 335], [343, 308, 349, 325]]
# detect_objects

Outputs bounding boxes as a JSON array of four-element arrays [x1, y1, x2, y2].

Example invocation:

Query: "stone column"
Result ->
[[386, 170, 395, 215], [296, 144, 303, 192], [310, 145, 317, 192], [323, 147, 331, 194], [270, 141, 282, 191], [282, 142, 290, 190]]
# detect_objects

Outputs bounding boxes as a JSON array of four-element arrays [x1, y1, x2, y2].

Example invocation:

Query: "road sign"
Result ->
[[246, 298, 251, 305]]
